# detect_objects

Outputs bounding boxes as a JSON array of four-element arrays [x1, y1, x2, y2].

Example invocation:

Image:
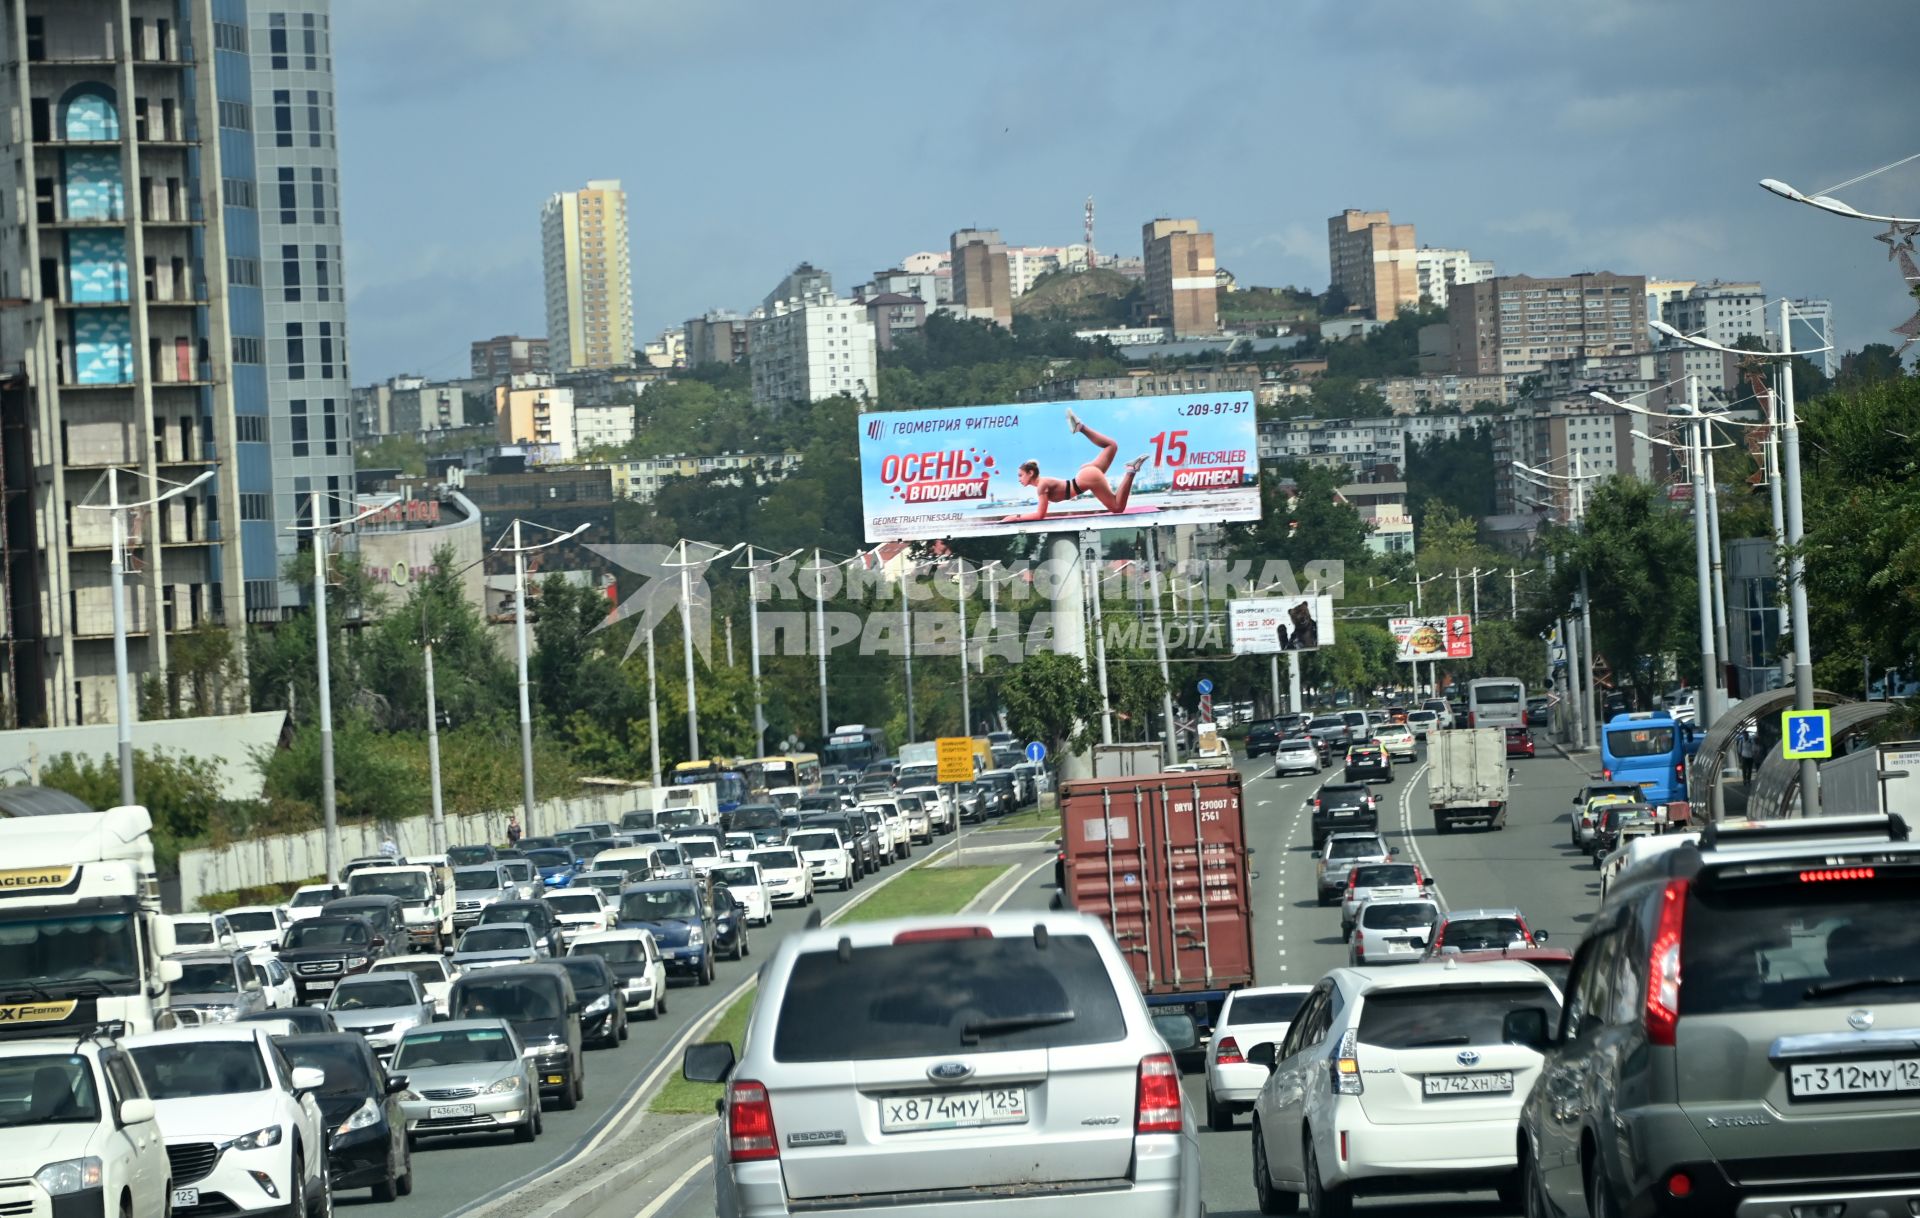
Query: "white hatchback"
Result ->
[[125, 1026, 330, 1218], [1373, 723, 1418, 762], [1249, 962, 1559, 1214], [569, 930, 668, 1018], [705, 861, 774, 925], [544, 888, 616, 937], [1203, 985, 1310, 1131], [0, 1038, 171, 1218], [745, 847, 813, 907]]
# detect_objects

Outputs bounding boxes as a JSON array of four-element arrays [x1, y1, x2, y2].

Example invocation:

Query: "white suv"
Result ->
[[0, 1037, 170, 1218], [1249, 961, 1560, 1214], [682, 912, 1204, 1217], [746, 847, 814, 908], [901, 785, 955, 834], [126, 1026, 329, 1218], [786, 827, 854, 893]]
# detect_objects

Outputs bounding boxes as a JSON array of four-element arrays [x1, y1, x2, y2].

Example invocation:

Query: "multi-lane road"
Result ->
[[443, 739, 1605, 1218]]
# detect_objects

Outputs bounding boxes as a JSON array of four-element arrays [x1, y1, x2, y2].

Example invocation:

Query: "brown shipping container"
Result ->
[[1059, 769, 1255, 999]]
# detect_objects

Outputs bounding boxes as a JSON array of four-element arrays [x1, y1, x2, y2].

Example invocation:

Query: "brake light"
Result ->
[[1602, 767, 1612, 780], [1135, 1053, 1183, 1133], [1801, 866, 1875, 882], [1214, 1036, 1244, 1065], [1330, 1028, 1362, 1095], [1467, 712, 1475, 726], [1645, 878, 1691, 1047], [1665, 1170, 1693, 1198], [726, 1080, 779, 1161], [893, 926, 992, 943], [1346, 871, 1360, 889]]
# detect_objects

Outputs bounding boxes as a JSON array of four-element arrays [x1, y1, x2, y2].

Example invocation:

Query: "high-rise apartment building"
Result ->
[[495, 377, 577, 462], [951, 230, 1013, 328], [1141, 219, 1219, 337], [1782, 298, 1836, 378], [471, 334, 549, 381], [0, 0, 247, 725], [684, 310, 752, 366], [248, 0, 353, 615], [749, 294, 878, 409], [1661, 281, 1766, 395], [1643, 279, 1697, 327], [1327, 209, 1418, 320], [541, 179, 635, 372], [1448, 272, 1650, 376], [1413, 247, 1493, 307]]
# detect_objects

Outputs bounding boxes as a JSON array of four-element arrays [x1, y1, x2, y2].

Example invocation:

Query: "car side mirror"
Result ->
[[1151, 1012, 1199, 1052], [156, 959, 184, 987], [290, 1066, 326, 1095], [1532, 929, 1549, 943], [569, 1000, 584, 1014], [683, 1040, 737, 1083], [385, 1074, 409, 1095], [1423, 874, 1438, 886], [370, 937, 386, 952], [1246, 1042, 1278, 1072], [1503, 1007, 1553, 1051], [1388, 847, 1399, 857], [118, 1097, 156, 1125]]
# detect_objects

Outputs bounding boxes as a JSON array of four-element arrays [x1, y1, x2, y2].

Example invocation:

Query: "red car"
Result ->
[[1444, 945, 1573, 992], [1505, 726, 1535, 758]]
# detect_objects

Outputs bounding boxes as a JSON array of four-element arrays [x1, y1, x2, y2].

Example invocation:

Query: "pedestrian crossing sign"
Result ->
[[1781, 709, 1832, 760]]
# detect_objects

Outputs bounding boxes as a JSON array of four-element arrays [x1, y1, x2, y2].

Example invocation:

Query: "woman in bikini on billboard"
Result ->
[[1001, 407, 1149, 522]]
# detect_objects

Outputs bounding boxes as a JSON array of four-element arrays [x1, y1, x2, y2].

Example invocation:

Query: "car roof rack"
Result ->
[[1699, 814, 1909, 852]]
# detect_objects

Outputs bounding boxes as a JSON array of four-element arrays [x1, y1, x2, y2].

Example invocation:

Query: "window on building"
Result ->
[[239, 493, 270, 520], [236, 414, 267, 443], [303, 13, 318, 68], [227, 257, 258, 287], [218, 100, 250, 131], [323, 413, 338, 456], [318, 322, 334, 378], [221, 177, 255, 209], [286, 323, 305, 379], [306, 89, 321, 148], [290, 400, 308, 456], [214, 21, 247, 52], [278, 168, 295, 223], [268, 14, 287, 68], [272, 89, 292, 147], [309, 168, 325, 222], [232, 336, 262, 365], [25, 15, 43, 60], [281, 244, 300, 302]]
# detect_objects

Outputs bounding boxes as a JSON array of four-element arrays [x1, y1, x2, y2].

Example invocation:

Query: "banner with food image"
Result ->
[[1389, 615, 1474, 661]]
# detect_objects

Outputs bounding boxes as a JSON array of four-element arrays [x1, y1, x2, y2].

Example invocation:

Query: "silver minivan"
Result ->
[[683, 912, 1204, 1217]]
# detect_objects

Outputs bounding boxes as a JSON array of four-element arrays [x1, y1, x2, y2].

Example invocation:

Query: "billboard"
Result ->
[[1389, 615, 1474, 661], [858, 393, 1260, 542], [1228, 596, 1336, 655]]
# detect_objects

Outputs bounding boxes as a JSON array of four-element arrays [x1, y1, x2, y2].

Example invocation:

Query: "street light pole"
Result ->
[[1777, 300, 1819, 815], [312, 492, 341, 878], [812, 549, 830, 741], [645, 622, 661, 787], [423, 639, 445, 853], [493, 519, 591, 833], [1703, 438, 1731, 688], [1146, 528, 1178, 765], [663, 539, 743, 763], [747, 550, 765, 755], [1685, 377, 1720, 731], [1087, 540, 1114, 744], [900, 568, 916, 744], [954, 560, 972, 735]]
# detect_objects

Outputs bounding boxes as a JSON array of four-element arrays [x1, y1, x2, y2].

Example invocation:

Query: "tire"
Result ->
[[406, 1134, 419, 1152], [1522, 1148, 1552, 1218], [372, 1172, 397, 1204], [555, 1076, 577, 1111], [396, 1147, 412, 1198], [656, 991, 666, 1016], [618, 1014, 629, 1041], [1588, 1157, 1620, 1218], [741, 934, 751, 959], [1251, 1123, 1299, 1214], [515, 1113, 537, 1142], [574, 1069, 585, 1103], [1340, 924, 1352, 943], [1305, 1140, 1350, 1218], [698, 956, 713, 986], [840, 876, 851, 892], [1206, 1088, 1233, 1132], [1495, 1167, 1522, 1213]]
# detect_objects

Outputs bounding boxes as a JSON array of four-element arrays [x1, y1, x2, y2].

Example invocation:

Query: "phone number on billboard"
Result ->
[[1177, 401, 1250, 416]]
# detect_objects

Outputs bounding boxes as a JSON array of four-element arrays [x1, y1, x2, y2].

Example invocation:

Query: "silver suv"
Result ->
[[1512, 814, 1920, 1217], [682, 912, 1204, 1217]]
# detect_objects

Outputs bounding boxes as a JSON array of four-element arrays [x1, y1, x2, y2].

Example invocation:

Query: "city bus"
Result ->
[[742, 753, 822, 794], [1465, 677, 1528, 730], [669, 759, 750, 813], [822, 724, 889, 771], [1600, 711, 1689, 804]]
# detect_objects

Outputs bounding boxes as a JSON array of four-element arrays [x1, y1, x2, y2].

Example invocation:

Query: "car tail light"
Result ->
[[1467, 712, 1476, 726], [726, 1080, 779, 1161], [1801, 866, 1875, 882], [1135, 1053, 1183, 1133], [1645, 879, 1691, 1047], [1330, 1028, 1363, 1095], [1602, 767, 1612, 780], [893, 926, 992, 944], [1665, 1170, 1692, 1198], [1352, 930, 1364, 952], [1346, 871, 1361, 890], [1214, 1036, 1244, 1065]]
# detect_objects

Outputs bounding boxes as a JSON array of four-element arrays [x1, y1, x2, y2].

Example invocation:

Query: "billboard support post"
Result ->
[[1147, 528, 1178, 765], [954, 561, 972, 737], [1269, 652, 1281, 718], [1289, 652, 1303, 714], [1084, 532, 1113, 745]]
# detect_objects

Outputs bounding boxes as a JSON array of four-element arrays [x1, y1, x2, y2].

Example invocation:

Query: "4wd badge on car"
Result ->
[[928, 1060, 974, 1082]]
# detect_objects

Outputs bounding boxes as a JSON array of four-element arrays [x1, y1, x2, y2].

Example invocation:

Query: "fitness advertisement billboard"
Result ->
[[857, 393, 1260, 542]]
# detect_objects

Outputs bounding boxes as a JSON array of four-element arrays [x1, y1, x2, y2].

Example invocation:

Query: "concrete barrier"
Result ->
[[176, 786, 646, 910]]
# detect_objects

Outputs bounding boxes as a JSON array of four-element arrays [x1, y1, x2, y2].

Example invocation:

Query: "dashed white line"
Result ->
[[1397, 761, 1447, 913]]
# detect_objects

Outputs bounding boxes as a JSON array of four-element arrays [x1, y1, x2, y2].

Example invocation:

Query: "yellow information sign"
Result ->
[[936, 737, 975, 784]]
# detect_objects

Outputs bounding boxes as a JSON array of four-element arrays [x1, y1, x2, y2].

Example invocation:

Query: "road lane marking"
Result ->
[[1397, 761, 1447, 913], [635, 1156, 712, 1218]]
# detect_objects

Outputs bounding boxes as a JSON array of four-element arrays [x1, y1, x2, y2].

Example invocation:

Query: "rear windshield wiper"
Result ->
[[1805, 976, 1920, 999], [961, 1010, 1076, 1045]]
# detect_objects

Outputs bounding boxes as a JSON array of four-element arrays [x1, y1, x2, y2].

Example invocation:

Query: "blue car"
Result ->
[[523, 847, 575, 890], [616, 879, 749, 987]]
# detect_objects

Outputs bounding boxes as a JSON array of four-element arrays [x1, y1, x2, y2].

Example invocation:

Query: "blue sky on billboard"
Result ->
[[335, 1, 1914, 382]]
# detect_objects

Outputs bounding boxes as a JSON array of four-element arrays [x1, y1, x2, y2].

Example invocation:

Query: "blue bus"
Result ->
[[669, 761, 750, 814], [1600, 712, 1689, 803]]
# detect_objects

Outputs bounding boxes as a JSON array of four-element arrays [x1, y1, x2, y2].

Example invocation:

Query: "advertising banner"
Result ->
[[858, 393, 1260, 542], [1389, 615, 1474, 661], [1228, 595, 1336, 654]]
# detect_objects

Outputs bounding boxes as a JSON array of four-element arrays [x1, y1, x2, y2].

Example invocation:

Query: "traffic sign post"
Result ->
[[1024, 741, 1046, 764], [1196, 679, 1214, 695], [936, 736, 975, 784], [1781, 709, 1833, 761]]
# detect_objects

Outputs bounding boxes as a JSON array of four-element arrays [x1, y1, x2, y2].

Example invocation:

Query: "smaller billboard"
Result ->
[[1228, 596, 1336, 655], [1389, 615, 1474, 661]]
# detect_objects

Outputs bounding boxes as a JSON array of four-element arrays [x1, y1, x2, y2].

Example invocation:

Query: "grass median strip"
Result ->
[[648, 860, 1009, 1115]]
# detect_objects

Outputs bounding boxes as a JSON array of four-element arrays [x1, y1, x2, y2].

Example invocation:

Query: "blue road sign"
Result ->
[[1781, 709, 1833, 760], [1197, 678, 1214, 695], [1025, 741, 1047, 763]]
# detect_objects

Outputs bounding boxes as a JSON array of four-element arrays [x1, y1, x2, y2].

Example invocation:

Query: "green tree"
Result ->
[[37, 748, 229, 872], [1406, 425, 1496, 527], [999, 650, 1101, 760], [1309, 376, 1392, 418], [1229, 463, 1372, 570]]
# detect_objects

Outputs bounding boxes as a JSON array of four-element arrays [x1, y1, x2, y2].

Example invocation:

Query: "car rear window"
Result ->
[[1351, 864, 1418, 888], [1681, 871, 1920, 1016], [773, 933, 1127, 1062], [1440, 917, 1527, 950], [1225, 992, 1306, 1025], [1362, 902, 1438, 930], [1327, 837, 1384, 860], [1607, 727, 1674, 758], [1358, 983, 1559, 1050]]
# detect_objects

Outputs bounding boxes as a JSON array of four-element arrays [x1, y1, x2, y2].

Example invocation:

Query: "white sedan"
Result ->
[[543, 888, 615, 937], [722, 831, 759, 862], [1203, 984, 1310, 1131], [705, 861, 773, 925], [746, 846, 814, 907]]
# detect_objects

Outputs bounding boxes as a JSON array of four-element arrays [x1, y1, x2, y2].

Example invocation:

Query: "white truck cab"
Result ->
[[344, 862, 455, 952]]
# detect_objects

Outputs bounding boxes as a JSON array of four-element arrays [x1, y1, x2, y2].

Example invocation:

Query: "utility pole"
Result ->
[[811, 549, 830, 741], [954, 560, 972, 735], [645, 622, 661, 787], [900, 568, 916, 743], [1147, 529, 1178, 764], [1686, 376, 1720, 732], [1084, 536, 1113, 744], [424, 638, 445, 853], [1777, 300, 1819, 815]]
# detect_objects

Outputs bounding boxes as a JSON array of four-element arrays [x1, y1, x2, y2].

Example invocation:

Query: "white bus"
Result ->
[[1466, 677, 1527, 730]]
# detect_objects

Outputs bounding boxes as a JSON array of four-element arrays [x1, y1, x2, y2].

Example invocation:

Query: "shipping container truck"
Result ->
[[1090, 742, 1167, 778], [1429, 727, 1509, 832], [1058, 769, 1254, 1045]]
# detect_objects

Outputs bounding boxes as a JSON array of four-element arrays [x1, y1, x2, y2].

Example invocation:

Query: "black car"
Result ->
[[1342, 743, 1392, 784], [552, 954, 627, 1049], [1525, 696, 1551, 727], [274, 1032, 412, 1201], [240, 1006, 338, 1034], [723, 803, 786, 846], [707, 883, 750, 961], [279, 916, 386, 1004], [797, 792, 849, 816], [320, 896, 409, 956], [1310, 783, 1380, 847], [952, 782, 992, 823], [1244, 720, 1281, 758], [978, 770, 1020, 817], [447, 964, 585, 1109], [476, 899, 567, 956]]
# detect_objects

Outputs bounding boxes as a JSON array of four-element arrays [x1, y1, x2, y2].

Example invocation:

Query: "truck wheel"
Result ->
[[1435, 819, 1452, 835]]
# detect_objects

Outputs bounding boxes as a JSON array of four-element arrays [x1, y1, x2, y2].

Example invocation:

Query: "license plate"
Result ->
[[544, 1073, 565, 1086], [1424, 1071, 1514, 1095], [172, 1188, 199, 1208], [879, 1087, 1028, 1133], [1789, 1058, 1920, 1098], [429, 1103, 475, 1119], [305, 980, 335, 993]]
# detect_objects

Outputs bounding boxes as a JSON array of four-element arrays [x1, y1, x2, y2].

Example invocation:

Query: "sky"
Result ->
[[331, 0, 1919, 384]]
